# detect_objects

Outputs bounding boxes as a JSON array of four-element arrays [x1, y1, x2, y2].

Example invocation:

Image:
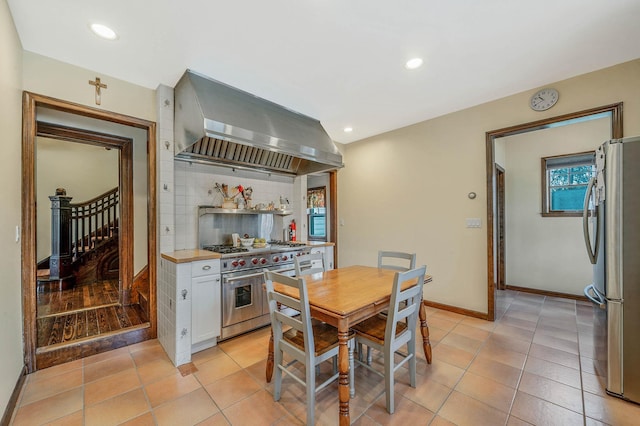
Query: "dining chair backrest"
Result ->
[[353, 264, 427, 414], [294, 251, 325, 276], [385, 265, 427, 343], [378, 251, 417, 272], [264, 270, 355, 424], [264, 270, 314, 356]]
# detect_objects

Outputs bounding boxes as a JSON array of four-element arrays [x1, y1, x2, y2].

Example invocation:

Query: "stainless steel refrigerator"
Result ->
[[583, 136, 640, 403]]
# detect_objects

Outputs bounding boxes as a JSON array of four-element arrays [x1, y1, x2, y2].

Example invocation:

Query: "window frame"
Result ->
[[307, 186, 327, 241], [541, 150, 596, 217]]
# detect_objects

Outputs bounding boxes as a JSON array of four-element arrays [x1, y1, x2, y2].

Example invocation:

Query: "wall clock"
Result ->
[[529, 88, 559, 111]]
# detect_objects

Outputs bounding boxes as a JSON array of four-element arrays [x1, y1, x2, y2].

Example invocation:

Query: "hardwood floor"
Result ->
[[37, 279, 119, 318], [36, 305, 147, 348], [36, 279, 147, 350]]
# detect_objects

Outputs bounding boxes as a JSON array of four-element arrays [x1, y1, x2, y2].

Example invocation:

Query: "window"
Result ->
[[542, 151, 596, 217], [307, 186, 327, 241]]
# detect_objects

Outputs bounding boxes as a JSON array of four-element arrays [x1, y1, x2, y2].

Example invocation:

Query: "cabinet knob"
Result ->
[[181, 289, 188, 300], [202, 265, 211, 270]]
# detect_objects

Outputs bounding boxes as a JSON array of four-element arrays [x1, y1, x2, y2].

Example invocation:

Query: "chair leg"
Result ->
[[273, 347, 283, 401], [384, 347, 395, 414], [349, 339, 355, 398], [306, 358, 316, 426], [408, 337, 417, 388], [332, 355, 338, 374], [367, 346, 372, 365]]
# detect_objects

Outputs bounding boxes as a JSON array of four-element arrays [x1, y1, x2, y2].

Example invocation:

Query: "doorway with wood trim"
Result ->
[[485, 103, 623, 320], [22, 93, 157, 371]]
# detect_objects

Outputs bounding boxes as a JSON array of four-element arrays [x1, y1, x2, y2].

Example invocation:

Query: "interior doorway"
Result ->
[[485, 103, 623, 320], [306, 170, 338, 267], [34, 122, 148, 356], [22, 92, 157, 371]]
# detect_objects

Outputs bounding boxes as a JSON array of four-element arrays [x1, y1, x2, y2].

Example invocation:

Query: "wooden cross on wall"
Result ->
[[88, 77, 108, 105]]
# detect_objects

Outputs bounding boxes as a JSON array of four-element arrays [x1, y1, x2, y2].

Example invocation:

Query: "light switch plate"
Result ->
[[466, 218, 482, 228]]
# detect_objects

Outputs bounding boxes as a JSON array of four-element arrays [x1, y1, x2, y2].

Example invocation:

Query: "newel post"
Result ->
[[49, 188, 73, 280]]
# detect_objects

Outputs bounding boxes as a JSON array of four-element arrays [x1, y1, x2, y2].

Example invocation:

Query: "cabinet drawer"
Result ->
[[191, 259, 220, 277]]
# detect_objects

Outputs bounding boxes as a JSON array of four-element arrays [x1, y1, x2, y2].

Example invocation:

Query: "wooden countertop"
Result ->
[[306, 241, 335, 247], [161, 241, 335, 264], [161, 250, 221, 264]]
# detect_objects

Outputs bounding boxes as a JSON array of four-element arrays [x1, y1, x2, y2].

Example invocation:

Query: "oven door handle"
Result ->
[[224, 270, 268, 282]]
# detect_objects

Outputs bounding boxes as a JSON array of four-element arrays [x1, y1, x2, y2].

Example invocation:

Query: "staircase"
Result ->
[[37, 187, 120, 291]]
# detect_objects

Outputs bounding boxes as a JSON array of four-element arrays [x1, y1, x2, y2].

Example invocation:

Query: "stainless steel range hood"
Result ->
[[174, 70, 343, 176]]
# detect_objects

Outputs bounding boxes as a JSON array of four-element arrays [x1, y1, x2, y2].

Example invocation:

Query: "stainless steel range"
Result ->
[[203, 242, 310, 340]]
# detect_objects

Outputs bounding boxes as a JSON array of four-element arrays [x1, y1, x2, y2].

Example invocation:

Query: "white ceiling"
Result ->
[[7, 0, 640, 144]]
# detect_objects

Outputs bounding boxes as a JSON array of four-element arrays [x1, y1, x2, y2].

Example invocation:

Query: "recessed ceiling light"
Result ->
[[405, 57, 423, 70], [344, 127, 353, 133], [90, 23, 118, 40]]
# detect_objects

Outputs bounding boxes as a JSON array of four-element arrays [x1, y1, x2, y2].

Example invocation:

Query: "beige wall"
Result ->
[[22, 52, 156, 121], [339, 59, 640, 314], [36, 138, 119, 262], [502, 117, 610, 295], [0, 0, 23, 414], [22, 51, 156, 274]]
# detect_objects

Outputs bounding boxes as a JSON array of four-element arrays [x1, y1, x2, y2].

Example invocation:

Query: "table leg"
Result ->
[[338, 327, 351, 425], [266, 327, 274, 382], [419, 299, 432, 364]]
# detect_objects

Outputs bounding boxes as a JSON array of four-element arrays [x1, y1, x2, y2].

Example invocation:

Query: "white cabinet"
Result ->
[[159, 256, 221, 366], [324, 245, 334, 270], [191, 259, 221, 352], [310, 245, 334, 270]]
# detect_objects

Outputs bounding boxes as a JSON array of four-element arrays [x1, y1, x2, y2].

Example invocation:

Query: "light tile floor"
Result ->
[[10, 290, 640, 425]]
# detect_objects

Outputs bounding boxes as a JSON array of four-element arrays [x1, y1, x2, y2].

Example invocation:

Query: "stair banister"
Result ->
[[48, 188, 74, 280]]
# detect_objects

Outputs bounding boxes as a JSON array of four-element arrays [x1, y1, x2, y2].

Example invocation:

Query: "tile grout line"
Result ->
[[130, 347, 159, 425], [428, 311, 483, 424], [503, 292, 544, 425], [512, 296, 593, 423], [574, 301, 588, 425], [195, 345, 258, 425]]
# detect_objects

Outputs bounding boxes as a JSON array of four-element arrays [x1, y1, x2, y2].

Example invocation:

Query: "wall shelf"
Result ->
[[198, 206, 292, 216]]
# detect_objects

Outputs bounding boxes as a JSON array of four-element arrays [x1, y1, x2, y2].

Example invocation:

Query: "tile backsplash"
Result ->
[[174, 161, 301, 249]]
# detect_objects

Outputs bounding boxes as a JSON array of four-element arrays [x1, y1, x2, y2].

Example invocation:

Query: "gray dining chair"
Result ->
[[360, 250, 418, 364], [294, 251, 335, 373], [353, 265, 427, 414], [264, 270, 354, 425], [378, 250, 417, 271], [294, 251, 325, 276]]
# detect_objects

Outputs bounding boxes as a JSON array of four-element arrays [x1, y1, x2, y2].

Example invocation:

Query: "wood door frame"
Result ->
[[484, 103, 623, 320], [496, 164, 506, 290], [36, 121, 133, 304], [22, 92, 157, 372], [329, 170, 338, 268]]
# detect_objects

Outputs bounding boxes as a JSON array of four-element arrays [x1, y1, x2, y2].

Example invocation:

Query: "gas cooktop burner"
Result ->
[[202, 245, 249, 254], [268, 240, 308, 247]]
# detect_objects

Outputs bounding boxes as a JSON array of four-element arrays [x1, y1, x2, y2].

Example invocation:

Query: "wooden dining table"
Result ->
[[265, 265, 433, 425]]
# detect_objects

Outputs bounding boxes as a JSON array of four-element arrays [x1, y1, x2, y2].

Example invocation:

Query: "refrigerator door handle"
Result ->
[[584, 284, 606, 309], [583, 176, 600, 265]]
